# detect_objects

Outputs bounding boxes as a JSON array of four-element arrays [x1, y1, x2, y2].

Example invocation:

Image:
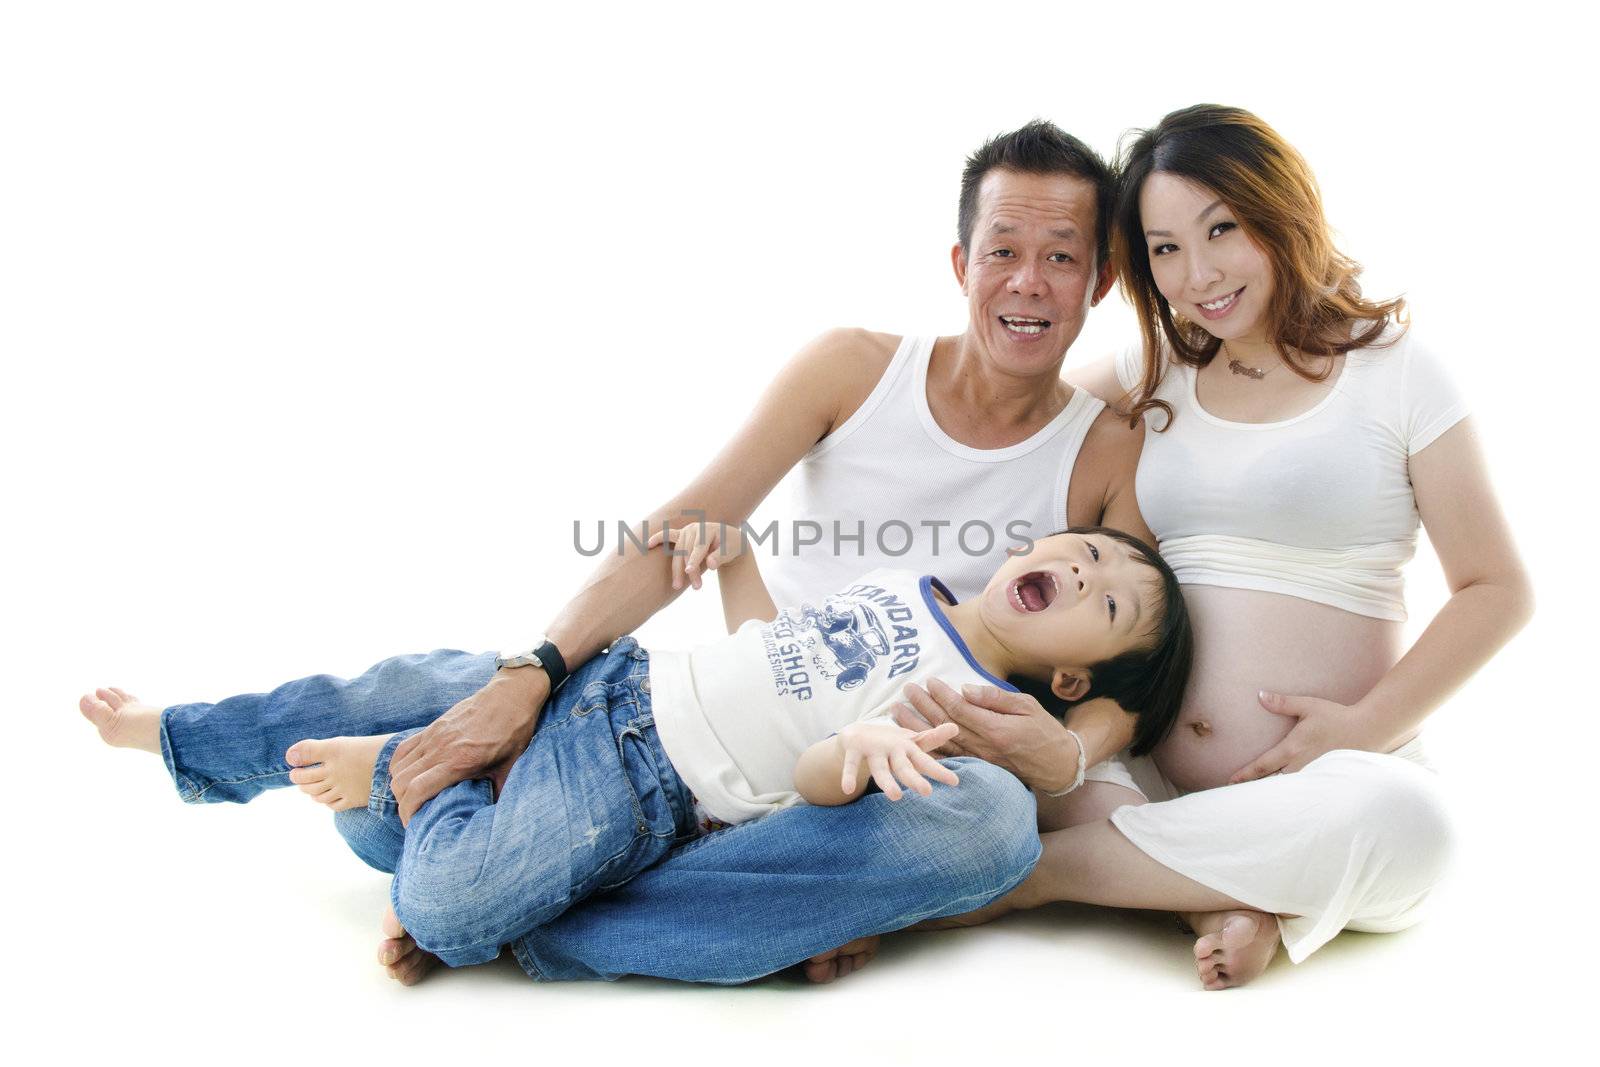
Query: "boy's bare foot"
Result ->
[[377, 904, 439, 985], [803, 935, 880, 983], [79, 687, 162, 753], [1188, 909, 1280, 990], [285, 734, 391, 812]]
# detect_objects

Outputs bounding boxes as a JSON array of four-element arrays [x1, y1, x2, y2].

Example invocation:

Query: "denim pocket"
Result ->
[[577, 713, 675, 894]]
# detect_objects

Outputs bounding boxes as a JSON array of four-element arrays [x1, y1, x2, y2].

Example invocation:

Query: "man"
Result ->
[[378, 120, 1151, 984]]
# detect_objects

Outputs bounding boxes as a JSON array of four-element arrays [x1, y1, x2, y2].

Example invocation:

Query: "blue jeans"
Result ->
[[160, 637, 1042, 982]]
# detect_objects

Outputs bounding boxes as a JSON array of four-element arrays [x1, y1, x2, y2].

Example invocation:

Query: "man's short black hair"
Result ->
[[1007, 526, 1193, 757], [957, 120, 1115, 271]]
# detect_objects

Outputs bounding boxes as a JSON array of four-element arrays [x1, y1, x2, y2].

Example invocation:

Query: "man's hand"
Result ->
[[389, 668, 552, 824], [891, 678, 1078, 794]]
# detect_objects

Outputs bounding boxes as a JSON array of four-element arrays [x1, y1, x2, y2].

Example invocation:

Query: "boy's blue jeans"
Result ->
[[160, 637, 1042, 983]]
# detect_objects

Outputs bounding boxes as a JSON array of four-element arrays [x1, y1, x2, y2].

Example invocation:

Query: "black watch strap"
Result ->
[[534, 639, 569, 692]]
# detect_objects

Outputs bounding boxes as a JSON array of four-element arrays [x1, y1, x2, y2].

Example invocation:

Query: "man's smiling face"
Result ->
[[953, 168, 1114, 376]]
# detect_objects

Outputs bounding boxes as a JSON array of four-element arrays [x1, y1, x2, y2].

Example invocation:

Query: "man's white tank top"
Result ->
[[760, 335, 1104, 607]]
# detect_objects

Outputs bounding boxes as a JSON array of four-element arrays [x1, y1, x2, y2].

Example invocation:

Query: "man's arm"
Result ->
[[387, 329, 891, 822]]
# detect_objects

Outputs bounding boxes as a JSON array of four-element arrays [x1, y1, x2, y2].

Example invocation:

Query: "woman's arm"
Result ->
[[1065, 353, 1132, 409], [1231, 417, 1535, 780]]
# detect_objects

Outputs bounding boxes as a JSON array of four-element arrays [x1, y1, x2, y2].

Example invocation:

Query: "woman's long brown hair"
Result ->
[[1112, 104, 1406, 428]]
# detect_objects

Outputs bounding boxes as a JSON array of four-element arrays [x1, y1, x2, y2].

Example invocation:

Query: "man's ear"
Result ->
[[951, 242, 969, 292], [1090, 258, 1117, 306], [1051, 667, 1091, 703]]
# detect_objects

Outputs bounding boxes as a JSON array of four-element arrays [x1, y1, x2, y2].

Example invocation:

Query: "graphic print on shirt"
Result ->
[[761, 580, 924, 701]]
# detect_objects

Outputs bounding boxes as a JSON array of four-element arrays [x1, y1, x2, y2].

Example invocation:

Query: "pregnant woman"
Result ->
[[897, 104, 1533, 989]]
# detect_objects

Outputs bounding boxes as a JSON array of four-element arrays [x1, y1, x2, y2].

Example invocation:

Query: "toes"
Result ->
[[285, 739, 330, 767], [110, 687, 136, 703], [1194, 933, 1222, 960], [1220, 914, 1260, 950], [801, 959, 839, 984], [288, 765, 329, 785], [79, 693, 112, 723], [381, 906, 406, 940], [389, 950, 436, 985], [378, 935, 416, 967], [96, 687, 124, 710]]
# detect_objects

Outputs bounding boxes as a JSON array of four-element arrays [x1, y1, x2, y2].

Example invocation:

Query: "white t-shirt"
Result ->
[[648, 568, 1014, 824], [1114, 326, 1468, 620]]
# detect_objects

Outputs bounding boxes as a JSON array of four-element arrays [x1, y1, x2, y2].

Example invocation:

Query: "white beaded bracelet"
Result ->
[[1043, 728, 1089, 798]]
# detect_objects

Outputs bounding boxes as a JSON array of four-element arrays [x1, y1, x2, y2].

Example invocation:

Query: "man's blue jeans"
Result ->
[[160, 638, 1042, 983]]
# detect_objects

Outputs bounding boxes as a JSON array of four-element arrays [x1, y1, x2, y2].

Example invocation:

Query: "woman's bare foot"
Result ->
[[285, 734, 391, 812], [377, 905, 439, 986], [803, 936, 880, 984], [1188, 909, 1280, 990], [79, 687, 162, 753]]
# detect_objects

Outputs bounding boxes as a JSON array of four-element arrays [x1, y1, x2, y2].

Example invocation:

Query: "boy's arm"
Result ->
[[794, 735, 864, 807], [714, 539, 778, 630], [650, 522, 778, 631], [794, 721, 961, 807]]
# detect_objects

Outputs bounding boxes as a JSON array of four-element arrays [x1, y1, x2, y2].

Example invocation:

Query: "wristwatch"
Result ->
[[495, 636, 570, 692]]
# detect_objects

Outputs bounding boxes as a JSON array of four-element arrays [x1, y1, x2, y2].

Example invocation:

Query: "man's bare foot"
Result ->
[[1188, 909, 1280, 990], [803, 936, 880, 983], [79, 687, 162, 753], [377, 904, 439, 986], [911, 892, 1020, 932], [285, 734, 391, 812]]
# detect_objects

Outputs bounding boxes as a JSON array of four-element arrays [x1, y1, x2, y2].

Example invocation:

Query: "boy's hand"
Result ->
[[837, 721, 961, 801], [647, 521, 746, 591]]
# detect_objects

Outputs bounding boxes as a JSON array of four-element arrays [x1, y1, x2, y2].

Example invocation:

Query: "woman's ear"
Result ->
[[1051, 667, 1091, 703]]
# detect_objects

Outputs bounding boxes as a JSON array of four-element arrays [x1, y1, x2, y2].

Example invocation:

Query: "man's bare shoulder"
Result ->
[[794, 328, 904, 434], [799, 327, 901, 375]]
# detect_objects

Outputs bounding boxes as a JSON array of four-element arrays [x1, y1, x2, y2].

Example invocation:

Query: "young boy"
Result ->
[[80, 526, 1191, 980]]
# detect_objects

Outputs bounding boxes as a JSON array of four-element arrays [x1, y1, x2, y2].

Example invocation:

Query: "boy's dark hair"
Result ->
[[1007, 526, 1192, 757], [957, 120, 1116, 271]]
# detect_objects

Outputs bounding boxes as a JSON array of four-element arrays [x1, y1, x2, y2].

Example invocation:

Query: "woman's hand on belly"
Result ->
[[1153, 586, 1404, 792], [1227, 690, 1392, 784]]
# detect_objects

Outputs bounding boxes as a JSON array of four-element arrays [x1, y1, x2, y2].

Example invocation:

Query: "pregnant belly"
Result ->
[[1153, 585, 1406, 793]]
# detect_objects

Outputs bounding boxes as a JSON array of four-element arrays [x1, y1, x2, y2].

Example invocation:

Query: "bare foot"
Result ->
[[377, 904, 439, 986], [1189, 909, 1280, 990], [79, 687, 161, 753], [285, 734, 391, 812], [802, 936, 880, 984], [912, 894, 1019, 932]]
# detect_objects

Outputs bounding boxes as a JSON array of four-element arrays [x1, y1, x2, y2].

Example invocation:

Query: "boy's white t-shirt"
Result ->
[[647, 567, 1015, 825]]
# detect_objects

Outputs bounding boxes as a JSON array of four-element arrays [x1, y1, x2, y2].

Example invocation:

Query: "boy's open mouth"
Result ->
[[1008, 571, 1059, 613]]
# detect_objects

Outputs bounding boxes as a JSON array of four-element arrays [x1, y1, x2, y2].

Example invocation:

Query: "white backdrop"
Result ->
[[5, 1, 1592, 1061]]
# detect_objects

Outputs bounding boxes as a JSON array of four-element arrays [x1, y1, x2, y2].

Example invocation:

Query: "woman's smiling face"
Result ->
[[1139, 172, 1275, 346]]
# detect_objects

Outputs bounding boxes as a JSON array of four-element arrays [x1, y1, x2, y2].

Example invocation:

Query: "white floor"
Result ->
[[20, 688, 1589, 1063]]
